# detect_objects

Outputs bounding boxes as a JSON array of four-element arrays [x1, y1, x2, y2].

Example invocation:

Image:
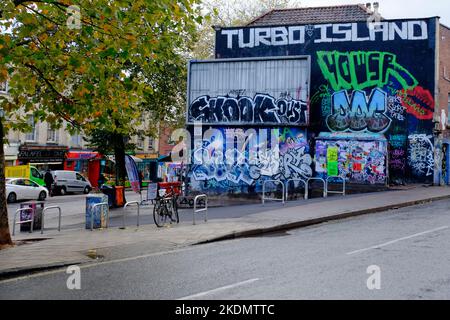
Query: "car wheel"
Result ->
[[38, 191, 47, 201], [83, 186, 91, 194], [7, 192, 17, 203], [60, 187, 67, 196]]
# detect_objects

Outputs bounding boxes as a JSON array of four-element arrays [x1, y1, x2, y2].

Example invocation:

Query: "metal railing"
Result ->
[[262, 180, 285, 205], [193, 194, 208, 225], [41, 206, 62, 234], [326, 176, 346, 196], [285, 179, 307, 201], [90, 202, 109, 231], [12, 208, 34, 236], [306, 178, 327, 199], [123, 201, 140, 228]]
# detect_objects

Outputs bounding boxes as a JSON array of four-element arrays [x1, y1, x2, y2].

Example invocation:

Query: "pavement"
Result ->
[[1, 185, 450, 278]]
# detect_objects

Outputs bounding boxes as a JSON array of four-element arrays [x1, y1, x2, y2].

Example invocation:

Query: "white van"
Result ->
[[52, 170, 92, 195]]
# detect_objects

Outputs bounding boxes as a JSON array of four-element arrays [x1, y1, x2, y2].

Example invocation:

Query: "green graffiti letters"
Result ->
[[317, 51, 418, 92]]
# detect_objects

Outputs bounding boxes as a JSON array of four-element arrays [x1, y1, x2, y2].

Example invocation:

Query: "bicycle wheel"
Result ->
[[153, 200, 166, 227]]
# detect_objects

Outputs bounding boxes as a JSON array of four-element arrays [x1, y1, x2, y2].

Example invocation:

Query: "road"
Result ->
[[1, 197, 450, 299]]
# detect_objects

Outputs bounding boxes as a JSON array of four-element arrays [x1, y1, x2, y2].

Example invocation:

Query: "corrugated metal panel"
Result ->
[[187, 56, 310, 126]]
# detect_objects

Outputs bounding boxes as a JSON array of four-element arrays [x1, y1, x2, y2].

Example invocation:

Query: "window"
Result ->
[[25, 116, 36, 142], [148, 137, 154, 151], [76, 173, 86, 181], [24, 180, 38, 187], [47, 127, 58, 143], [136, 137, 144, 150], [71, 134, 82, 147], [31, 167, 43, 179]]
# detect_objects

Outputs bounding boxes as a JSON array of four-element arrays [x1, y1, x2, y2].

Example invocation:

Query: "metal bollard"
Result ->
[[12, 208, 34, 236], [41, 206, 62, 234], [193, 194, 208, 225], [91, 202, 109, 231], [123, 201, 140, 228], [262, 180, 285, 206]]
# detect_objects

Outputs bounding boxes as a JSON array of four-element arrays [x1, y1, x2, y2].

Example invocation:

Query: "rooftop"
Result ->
[[246, 4, 378, 26]]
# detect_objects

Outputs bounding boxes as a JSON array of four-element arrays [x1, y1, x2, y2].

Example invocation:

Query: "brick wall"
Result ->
[[439, 24, 450, 129]]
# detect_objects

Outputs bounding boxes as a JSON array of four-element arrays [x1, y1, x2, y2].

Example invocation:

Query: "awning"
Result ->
[[107, 155, 143, 163], [66, 151, 100, 160]]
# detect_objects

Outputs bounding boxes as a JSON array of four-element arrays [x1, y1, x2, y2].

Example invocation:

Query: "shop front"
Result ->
[[18, 145, 68, 170], [64, 150, 103, 188]]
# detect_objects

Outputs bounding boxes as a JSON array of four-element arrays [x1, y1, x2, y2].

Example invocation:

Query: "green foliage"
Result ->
[[0, 0, 204, 136]]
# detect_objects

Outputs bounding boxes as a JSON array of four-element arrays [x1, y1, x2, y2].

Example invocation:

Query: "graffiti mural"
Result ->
[[315, 50, 434, 183], [315, 135, 388, 185], [408, 134, 434, 177], [212, 17, 437, 186], [189, 128, 312, 193], [316, 51, 418, 92], [327, 89, 391, 133], [188, 94, 308, 126]]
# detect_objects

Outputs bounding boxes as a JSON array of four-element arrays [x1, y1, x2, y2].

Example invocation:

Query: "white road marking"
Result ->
[[346, 226, 449, 255], [0, 245, 200, 284], [178, 278, 260, 300]]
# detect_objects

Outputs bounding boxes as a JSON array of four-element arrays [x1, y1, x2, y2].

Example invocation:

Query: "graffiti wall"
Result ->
[[315, 133, 388, 185], [188, 127, 312, 194], [215, 18, 438, 184]]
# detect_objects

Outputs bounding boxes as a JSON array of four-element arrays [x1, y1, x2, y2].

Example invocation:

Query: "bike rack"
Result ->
[[326, 176, 346, 196], [123, 201, 140, 228], [285, 179, 307, 201], [12, 208, 34, 236], [306, 178, 327, 199], [91, 202, 109, 231], [41, 206, 62, 234], [193, 194, 208, 225], [262, 180, 285, 206]]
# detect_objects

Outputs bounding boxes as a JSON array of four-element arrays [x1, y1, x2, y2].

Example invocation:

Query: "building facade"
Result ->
[[185, 5, 450, 195]]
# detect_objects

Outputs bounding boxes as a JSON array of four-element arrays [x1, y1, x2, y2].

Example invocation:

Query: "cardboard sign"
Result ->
[[327, 161, 339, 177], [327, 147, 338, 162], [147, 183, 158, 201]]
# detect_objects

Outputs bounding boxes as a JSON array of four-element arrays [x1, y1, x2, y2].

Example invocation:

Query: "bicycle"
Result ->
[[153, 188, 179, 227]]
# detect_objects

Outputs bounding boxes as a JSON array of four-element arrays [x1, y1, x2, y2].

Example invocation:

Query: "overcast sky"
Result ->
[[300, 0, 450, 26]]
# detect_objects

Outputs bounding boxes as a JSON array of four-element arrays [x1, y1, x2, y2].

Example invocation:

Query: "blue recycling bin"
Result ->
[[85, 195, 108, 229]]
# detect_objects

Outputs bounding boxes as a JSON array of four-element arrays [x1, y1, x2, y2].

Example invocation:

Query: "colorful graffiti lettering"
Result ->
[[317, 51, 418, 92], [188, 94, 308, 125], [189, 128, 312, 193], [399, 86, 435, 120], [408, 134, 434, 177], [326, 89, 391, 133]]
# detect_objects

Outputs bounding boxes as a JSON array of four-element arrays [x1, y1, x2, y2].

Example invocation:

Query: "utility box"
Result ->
[[85, 194, 108, 229]]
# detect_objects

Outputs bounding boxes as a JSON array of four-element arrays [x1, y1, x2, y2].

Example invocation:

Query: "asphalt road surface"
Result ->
[[2, 198, 450, 299]]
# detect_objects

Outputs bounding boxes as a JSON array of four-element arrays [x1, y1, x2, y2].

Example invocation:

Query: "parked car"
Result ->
[[52, 170, 92, 195], [6, 178, 49, 203]]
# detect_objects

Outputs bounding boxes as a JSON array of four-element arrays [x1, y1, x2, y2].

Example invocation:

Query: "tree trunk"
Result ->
[[0, 117, 13, 246], [114, 133, 126, 187]]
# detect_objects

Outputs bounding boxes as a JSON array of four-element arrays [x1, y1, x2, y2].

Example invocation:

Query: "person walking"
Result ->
[[44, 169, 54, 197]]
